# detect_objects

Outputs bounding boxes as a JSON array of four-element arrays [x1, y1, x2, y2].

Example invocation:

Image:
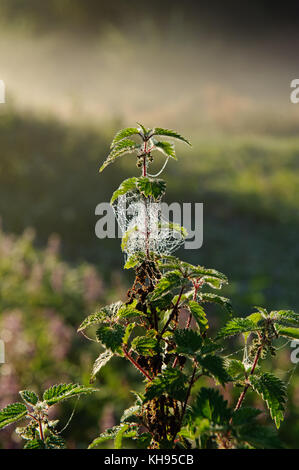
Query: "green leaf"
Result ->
[[96, 323, 125, 353], [276, 326, 299, 339], [159, 259, 227, 287], [121, 405, 142, 424], [88, 425, 136, 449], [43, 383, 96, 406], [199, 293, 233, 315], [197, 355, 232, 386], [151, 293, 173, 310], [123, 323, 136, 345], [144, 368, 188, 402], [77, 301, 122, 332], [118, 301, 145, 319], [123, 252, 143, 270], [188, 266, 228, 284], [100, 139, 140, 172], [137, 122, 148, 136], [45, 433, 66, 449], [151, 127, 191, 146], [232, 407, 261, 426], [111, 127, 140, 148], [157, 255, 181, 270], [202, 277, 225, 289], [19, 390, 38, 406], [173, 329, 203, 355], [88, 426, 122, 449], [187, 301, 209, 332], [191, 387, 231, 425], [91, 350, 114, 382], [131, 391, 145, 405], [270, 310, 299, 328], [131, 335, 158, 356], [16, 424, 37, 440], [254, 306, 269, 317], [150, 270, 184, 302], [0, 403, 27, 429], [114, 424, 129, 449], [121, 226, 138, 252], [250, 373, 287, 428], [153, 140, 177, 160], [200, 338, 223, 355], [158, 222, 188, 238], [24, 439, 45, 449], [225, 359, 246, 379], [110, 177, 138, 204], [136, 177, 166, 199], [238, 424, 283, 449], [247, 311, 265, 325], [110, 138, 140, 155], [216, 317, 261, 340]]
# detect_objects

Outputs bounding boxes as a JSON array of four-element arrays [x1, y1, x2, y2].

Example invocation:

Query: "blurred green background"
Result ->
[[0, 0, 299, 448]]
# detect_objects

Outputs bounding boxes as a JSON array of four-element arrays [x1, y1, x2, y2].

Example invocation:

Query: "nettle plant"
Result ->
[[79, 124, 299, 449], [0, 384, 95, 448], [1, 125, 299, 450]]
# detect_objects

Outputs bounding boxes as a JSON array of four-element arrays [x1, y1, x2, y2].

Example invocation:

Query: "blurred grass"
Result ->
[[0, 105, 299, 447]]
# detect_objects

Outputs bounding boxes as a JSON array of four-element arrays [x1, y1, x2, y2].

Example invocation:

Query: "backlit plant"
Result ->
[[0, 384, 95, 448], [80, 125, 299, 449], [1, 124, 298, 449]]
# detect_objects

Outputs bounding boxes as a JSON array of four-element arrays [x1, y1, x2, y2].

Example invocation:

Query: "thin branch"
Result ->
[[181, 363, 197, 418], [123, 346, 153, 381], [27, 413, 39, 423], [38, 417, 44, 442], [160, 286, 185, 337], [173, 280, 200, 367], [174, 362, 202, 441], [233, 344, 263, 413]]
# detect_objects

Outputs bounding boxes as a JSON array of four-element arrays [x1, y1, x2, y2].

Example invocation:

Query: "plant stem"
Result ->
[[38, 417, 44, 442], [225, 344, 263, 443], [143, 195, 150, 259], [142, 140, 147, 177], [160, 286, 185, 337], [173, 281, 200, 367], [233, 344, 263, 413], [28, 413, 39, 423], [174, 363, 201, 442], [141, 140, 150, 258], [181, 363, 197, 418], [123, 346, 152, 381]]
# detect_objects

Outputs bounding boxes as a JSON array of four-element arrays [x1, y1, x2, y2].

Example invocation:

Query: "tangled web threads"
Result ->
[[112, 191, 186, 257]]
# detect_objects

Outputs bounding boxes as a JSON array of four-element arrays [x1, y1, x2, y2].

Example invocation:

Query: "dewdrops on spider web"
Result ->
[[112, 191, 186, 258]]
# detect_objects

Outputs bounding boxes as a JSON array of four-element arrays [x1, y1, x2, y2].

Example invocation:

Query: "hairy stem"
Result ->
[[143, 195, 150, 259], [174, 363, 201, 442], [142, 155, 147, 177], [160, 286, 185, 337], [181, 363, 197, 418], [173, 281, 200, 367], [141, 140, 150, 258], [233, 344, 263, 413], [38, 417, 44, 442], [123, 346, 153, 381]]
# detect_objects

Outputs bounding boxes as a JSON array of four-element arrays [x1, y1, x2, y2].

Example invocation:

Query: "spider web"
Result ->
[[112, 191, 185, 257]]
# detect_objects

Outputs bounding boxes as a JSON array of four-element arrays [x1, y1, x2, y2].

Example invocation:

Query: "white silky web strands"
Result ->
[[112, 191, 185, 257]]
